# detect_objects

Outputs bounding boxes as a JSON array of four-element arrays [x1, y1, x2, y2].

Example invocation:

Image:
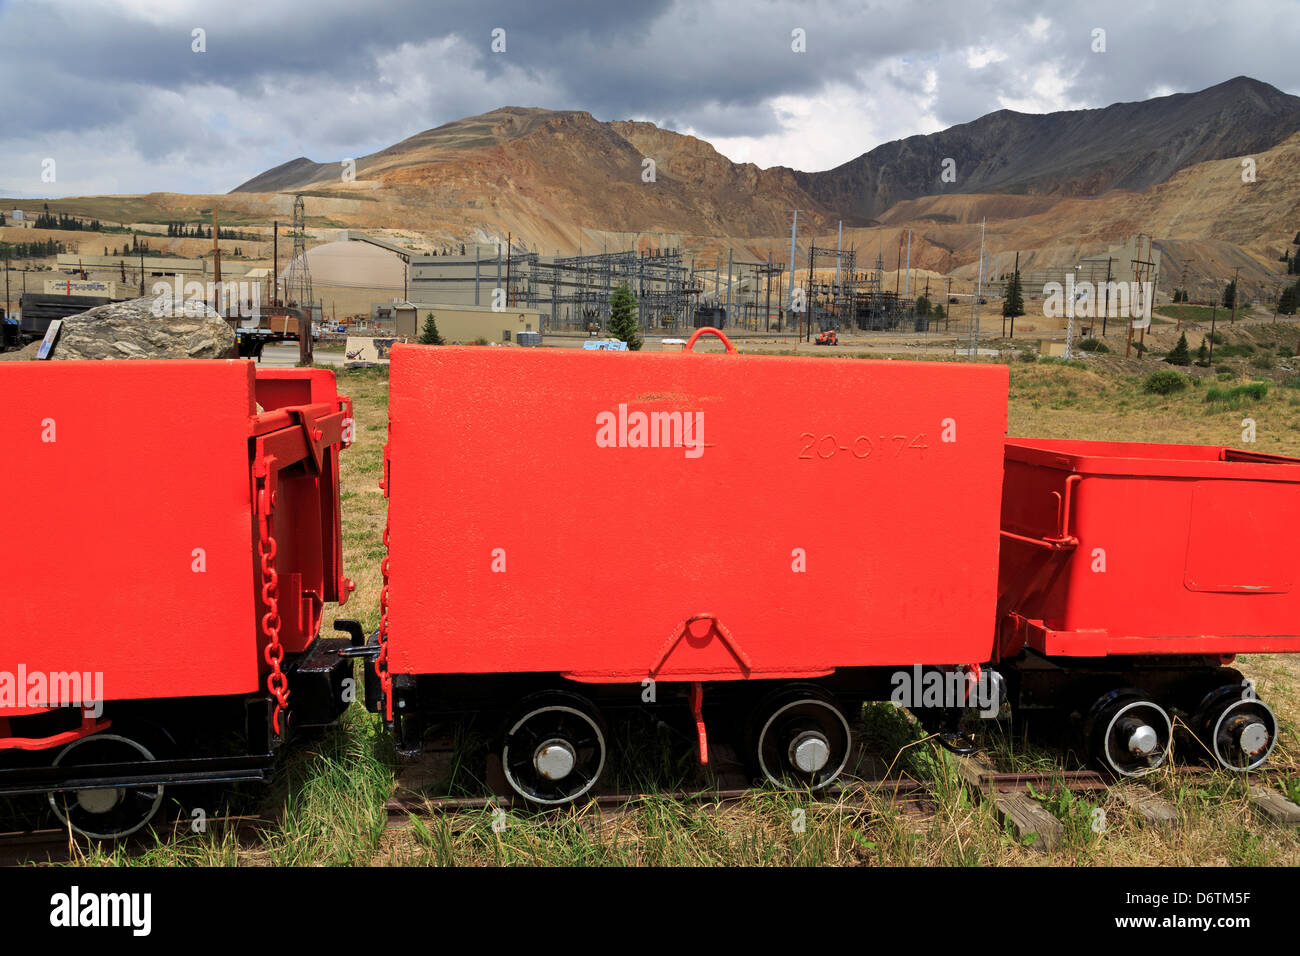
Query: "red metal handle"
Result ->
[[650, 613, 752, 676], [999, 474, 1081, 551], [684, 327, 737, 354]]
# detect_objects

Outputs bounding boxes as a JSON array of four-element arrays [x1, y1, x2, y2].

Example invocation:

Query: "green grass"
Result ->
[[1204, 382, 1269, 408], [1154, 305, 1240, 324]]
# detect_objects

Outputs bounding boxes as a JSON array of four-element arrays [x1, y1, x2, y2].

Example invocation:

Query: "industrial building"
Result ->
[[392, 301, 545, 344]]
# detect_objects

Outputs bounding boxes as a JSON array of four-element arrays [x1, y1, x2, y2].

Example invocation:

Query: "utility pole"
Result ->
[[1230, 266, 1240, 324], [4, 247, 9, 320], [788, 210, 798, 326], [1009, 251, 1019, 339], [776, 268, 783, 333], [212, 211, 221, 283], [1129, 236, 1156, 357], [903, 229, 911, 297], [272, 221, 279, 306], [765, 251, 773, 332], [1101, 257, 1112, 337], [726, 248, 734, 325], [895, 233, 903, 294], [835, 220, 843, 293], [505, 231, 512, 307], [1209, 302, 1218, 364], [968, 218, 986, 358]]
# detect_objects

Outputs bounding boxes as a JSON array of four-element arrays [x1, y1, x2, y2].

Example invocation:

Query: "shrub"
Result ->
[[1215, 364, 1234, 375], [1283, 375, 1300, 389], [1216, 371, 1235, 381], [1205, 382, 1269, 405], [1251, 354, 1275, 370], [1142, 369, 1190, 395], [1209, 331, 1225, 345], [1280, 346, 1295, 358], [1216, 343, 1255, 357], [1078, 338, 1109, 353]]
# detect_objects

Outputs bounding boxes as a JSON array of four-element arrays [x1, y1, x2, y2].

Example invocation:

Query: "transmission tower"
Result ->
[[283, 194, 313, 310]]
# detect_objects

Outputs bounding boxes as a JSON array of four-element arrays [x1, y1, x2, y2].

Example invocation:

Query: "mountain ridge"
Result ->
[[231, 77, 1300, 238]]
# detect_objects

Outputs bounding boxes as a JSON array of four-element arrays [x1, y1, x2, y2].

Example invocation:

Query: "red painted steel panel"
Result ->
[[2, 361, 261, 708], [998, 438, 1300, 657], [386, 345, 1008, 681], [0, 361, 349, 723]]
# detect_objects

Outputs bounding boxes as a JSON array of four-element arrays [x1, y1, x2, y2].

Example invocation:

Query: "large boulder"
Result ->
[[46, 295, 237, 361]]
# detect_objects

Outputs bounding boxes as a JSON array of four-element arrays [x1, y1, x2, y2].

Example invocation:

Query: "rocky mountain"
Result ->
[[232, 77, 1300, 240], [794, 76, 1300, 224], [231, 107, 839, 240]]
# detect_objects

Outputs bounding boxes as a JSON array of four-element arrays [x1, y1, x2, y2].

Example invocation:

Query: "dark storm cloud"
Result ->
[[0, 0, 1298, 195]]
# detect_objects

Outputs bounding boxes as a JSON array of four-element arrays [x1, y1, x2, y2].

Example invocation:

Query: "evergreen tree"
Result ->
[[1002, 271, 1025, 318], [915, 295, 931, 317], [418, 313, 444, 345], [1196, 337, 1210, 366], [1167, 332, 1191, 366], [607, 281, 642, 350], [1223, 279, 1236, 309], [1279, 282, 1299, 316]]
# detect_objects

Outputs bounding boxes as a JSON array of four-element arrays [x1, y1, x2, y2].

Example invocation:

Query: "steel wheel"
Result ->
[[1193, 685, 1278, 772], [48, 733, 165, 840], [501, 692, 607, 806], [1084, 689, 1171, 777], [752, 684, 851, 790]]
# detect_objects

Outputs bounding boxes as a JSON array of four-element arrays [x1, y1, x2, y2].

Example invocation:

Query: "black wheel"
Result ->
[[1192, 684, 1277, 772], [47, 733, 165, 840], [750, 684, 851, 790], [501, 691, 607, 806], [1083, 688, 1171, 777]]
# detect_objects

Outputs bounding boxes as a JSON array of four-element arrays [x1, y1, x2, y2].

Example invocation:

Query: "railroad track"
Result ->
[[0, 813, 278, 867], [382, 753, 1300, 853], [4, 759, 1294, 864]]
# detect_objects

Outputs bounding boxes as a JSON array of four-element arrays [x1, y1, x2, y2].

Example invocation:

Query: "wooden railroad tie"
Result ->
[[1114, 784, 1181, 831], [953, 755, 1064, 852], [1247, 785, 1300, 827]]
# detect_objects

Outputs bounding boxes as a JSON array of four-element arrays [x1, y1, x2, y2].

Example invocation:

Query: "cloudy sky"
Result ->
[[1, 0, 1297, 199]]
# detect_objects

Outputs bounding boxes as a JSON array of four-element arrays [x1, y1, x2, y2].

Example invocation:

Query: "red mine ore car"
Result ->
[[0, 362, 355, 838], [358, 328, 1291, 804], [997, 438, 1293, 774]]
